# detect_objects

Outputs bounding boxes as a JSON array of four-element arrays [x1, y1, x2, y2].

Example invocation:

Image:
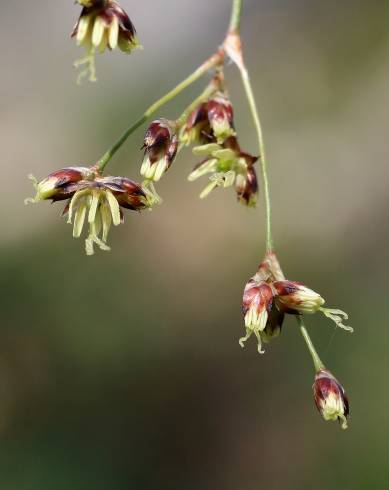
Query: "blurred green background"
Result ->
[[1, 0, 388, 488]]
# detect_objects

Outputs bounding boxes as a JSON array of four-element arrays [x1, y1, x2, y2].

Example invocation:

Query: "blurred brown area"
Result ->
[[0, 0, 388, 488]]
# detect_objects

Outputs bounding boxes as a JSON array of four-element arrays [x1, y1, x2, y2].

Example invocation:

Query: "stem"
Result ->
[[239, 67, 273, 251], [296, 316, 325, 372], [97, 51, 224, 172], [229, 0, 243, 33]]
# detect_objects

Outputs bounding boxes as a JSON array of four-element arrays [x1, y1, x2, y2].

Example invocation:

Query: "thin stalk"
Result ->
[[229, 0, 243, 33], [97, 51, 224, 172], [296, 316, 325, 372], [239, 67, 273, 251]]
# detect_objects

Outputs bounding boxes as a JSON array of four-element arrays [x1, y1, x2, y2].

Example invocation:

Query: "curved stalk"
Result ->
[[296, 316, 325, 372], [239, 68, 273, 251]]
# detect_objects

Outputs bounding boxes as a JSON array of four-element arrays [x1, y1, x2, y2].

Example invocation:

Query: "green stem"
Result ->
[[296, 316, 325, 372], [239, 67, 273, 251], [97, 51, 224, 172], [229, 0, 243, 33]]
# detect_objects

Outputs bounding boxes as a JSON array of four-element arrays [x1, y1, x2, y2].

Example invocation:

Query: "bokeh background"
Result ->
[[1, 0, 388, 488]]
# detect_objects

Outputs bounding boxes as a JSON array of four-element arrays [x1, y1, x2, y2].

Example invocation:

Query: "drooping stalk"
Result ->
[[296, 316, 325, 372]]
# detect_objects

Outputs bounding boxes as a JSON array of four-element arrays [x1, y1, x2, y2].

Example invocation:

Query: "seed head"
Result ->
[[313, 369, 349, 429]]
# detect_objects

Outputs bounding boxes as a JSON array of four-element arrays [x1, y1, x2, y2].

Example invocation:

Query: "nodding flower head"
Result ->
[[25, 167, 94, 203], [314, 369, 349, 429], [26, 169, 150, 256], [72, 0, 140, 54], [273, 280, 325, 314], [239, 280, 274, 354], [140, 119, 178, 182], [181, 91, 235, 146], [188, 136, 258, 205]]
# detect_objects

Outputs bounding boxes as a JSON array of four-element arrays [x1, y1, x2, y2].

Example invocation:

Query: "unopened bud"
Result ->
[[273, 280, 325, 314], [26, 167, 93, 204], [313, 369, 349, 429], [141, 119, 178, 182], [240, 281, 274, 354]]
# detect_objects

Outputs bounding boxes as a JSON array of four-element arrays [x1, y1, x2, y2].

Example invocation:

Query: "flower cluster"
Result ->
[[180, 90, 259, 205], [240, 251, 352, 429], [72, 0, 140, 83], [26, 167, 150, 255], [240, 252, 352, 354], [72, 0, 140, 54]]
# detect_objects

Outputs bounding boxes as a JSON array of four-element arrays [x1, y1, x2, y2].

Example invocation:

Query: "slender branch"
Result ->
[[229, 0, 243, 33], [239, 67, 273, 252], [296, 316, 325, 372], [97, 51, 224, 172]]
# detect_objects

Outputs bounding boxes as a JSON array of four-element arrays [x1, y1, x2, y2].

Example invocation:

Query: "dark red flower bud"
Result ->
[[141, 119, 178, 182], [28, 167, 93, 203], [235, 164, 258, 207], [98, 176, 148, 210], [207, 92, 234, 141], [273, 280, 325, 314], [313, 369, 349, 429], [240, 280, 274, 353]]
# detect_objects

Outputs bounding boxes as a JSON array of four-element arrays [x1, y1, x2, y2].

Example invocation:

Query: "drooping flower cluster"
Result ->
[[240, 252, 352, 354], [71, 0, 140, 83], [26, 167, 150, 255], [181, 90, 259, 206], [241, 251, 352, 429], [72, 0, 140, 54]]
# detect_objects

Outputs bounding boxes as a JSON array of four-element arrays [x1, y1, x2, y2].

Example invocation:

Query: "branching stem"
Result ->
[[97, 51, 223, 172]]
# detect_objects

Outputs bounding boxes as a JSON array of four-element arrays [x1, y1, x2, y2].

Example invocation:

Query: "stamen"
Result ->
[[320, 308, 353, 333], [105, 190, 121, 226], [74, 47, 97, 84]]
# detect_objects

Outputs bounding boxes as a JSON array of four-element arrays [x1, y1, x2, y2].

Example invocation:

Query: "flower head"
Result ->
[[181, 91, 235, 146], [313, 369, 349, 429], [188, 136, 258, 205], [72, 0, 140, 54], [26, 169, 150, 255], [140, 119, 178, 182]]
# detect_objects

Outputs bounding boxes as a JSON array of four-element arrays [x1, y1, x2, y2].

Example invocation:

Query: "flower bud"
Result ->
[[72, 0, 140, 54], [313, 369, 349, 429], [273, 280, 325, 314], [235, 161, 258, 207], [207, 92, 235, 142], [26, 167, 93, 203], [140, 119, 178, 182], [240, 280, 274, 354], [181, 92, 235, 146], [98, 176, 148, 210]]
